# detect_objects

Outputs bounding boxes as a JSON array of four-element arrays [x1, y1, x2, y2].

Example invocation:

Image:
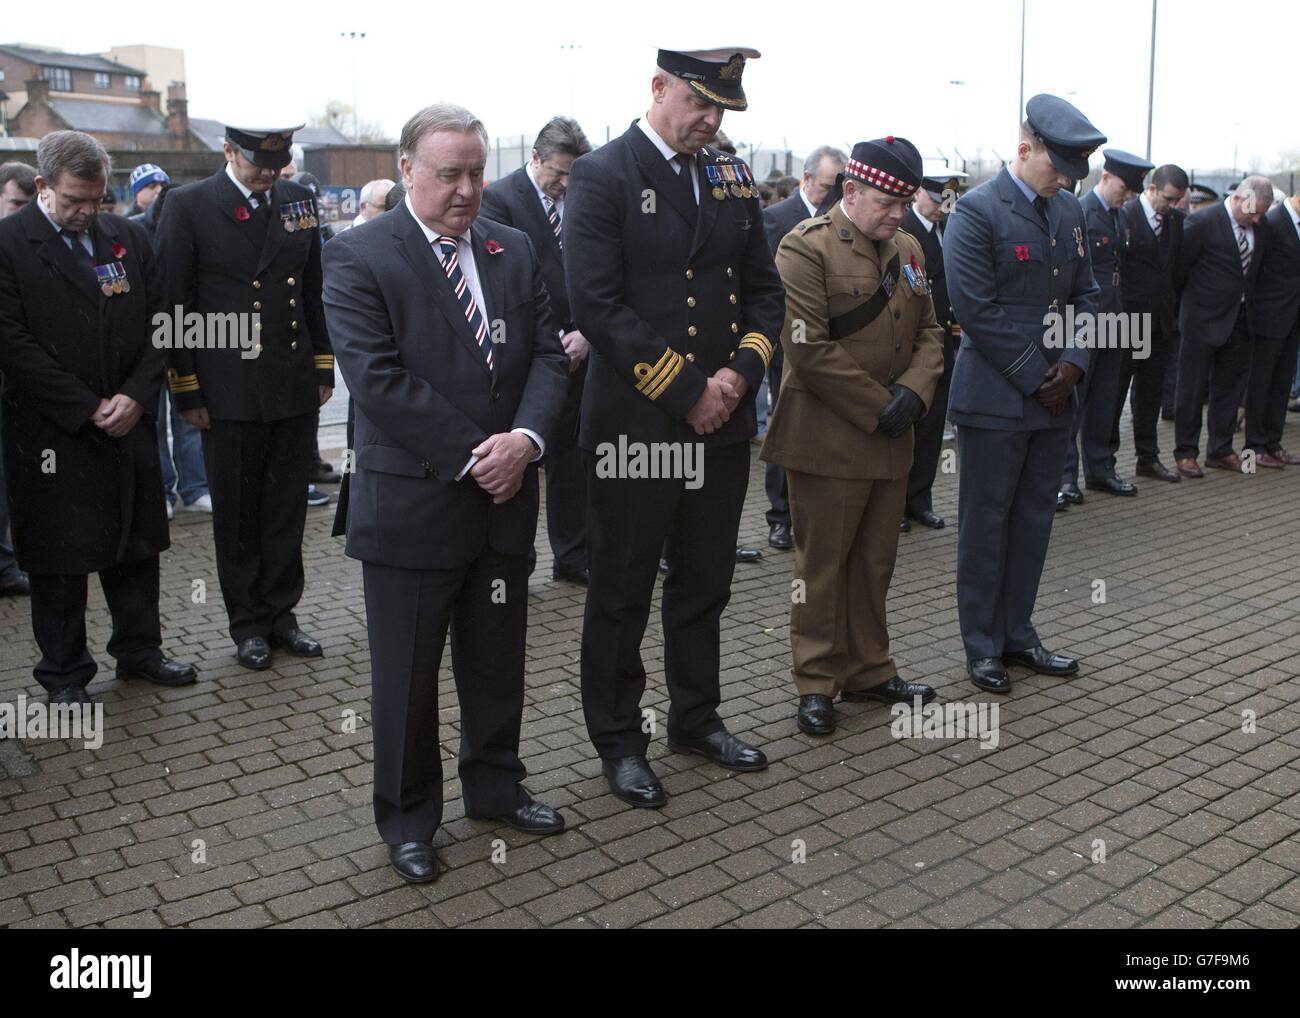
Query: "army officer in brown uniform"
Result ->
[[761, 137, 944, 736]]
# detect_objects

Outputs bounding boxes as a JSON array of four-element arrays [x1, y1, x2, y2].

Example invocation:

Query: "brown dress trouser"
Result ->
[[787, 469, 906, 696]]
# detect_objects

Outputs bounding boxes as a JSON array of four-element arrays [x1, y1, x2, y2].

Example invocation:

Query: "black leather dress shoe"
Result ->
[[602, 756, 667, 808], [311, 461, 343, 484], [388, 842, 440, 883], [842, 675, 937, 705], [907, 508, 945, 529], [735, 545, 763, 563], [270, 628, 323, 657], [768, 523, 793, 550], [1060, 482, 1084, 505], [899, 517, 911, 532], [667, 729, 768, 772], [0, 573, 31, 596], [552, 565, 589, 585], [236, 637, 272, 670], [1055, 492, 1070, 512], [1136, 460, 1180, 483], [1086, 474, 1138, 496], [797, 694, 835, 735], [116, 656, 198, 687], [969, 657, 1010, 693], [48, 685, 93, 705], [1004, 645, 1079, 676], [494, 799, 565, 835]]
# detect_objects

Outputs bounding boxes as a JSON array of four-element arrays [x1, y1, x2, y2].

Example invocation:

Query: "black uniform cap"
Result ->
[[1102, 149, 1155, 192], [225, 124, 304, 169], [841, 136, 924, 197], [658, 47, 760, 111], [1025, 94, 1106, 182], [1187, 182, 1219, 204]]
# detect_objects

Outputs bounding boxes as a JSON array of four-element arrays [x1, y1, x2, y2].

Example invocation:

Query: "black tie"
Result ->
[[61, 229, 96, 279], [673, 153, 697, 208], [1033, 195, 1048, 225]]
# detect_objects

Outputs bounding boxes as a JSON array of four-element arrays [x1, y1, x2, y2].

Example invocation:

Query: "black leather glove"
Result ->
[[877, 384, 924, 438]]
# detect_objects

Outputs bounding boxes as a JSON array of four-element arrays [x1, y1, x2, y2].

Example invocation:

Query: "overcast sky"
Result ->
[[36, 0, 1298, 175]]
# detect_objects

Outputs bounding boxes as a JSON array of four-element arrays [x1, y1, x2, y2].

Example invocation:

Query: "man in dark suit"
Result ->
[[566, 48, 785, 807], [480, 116, 593, 584], [323, 103, 570, 883], [1060, 149, 1150, 506], [944, 95, 1102, 695], [1244, 192, 1300, 467], [901, 165, 968, 530], [1173, 175, 1274, 476], [1117, 163, 1187, 482], [759, 144, 845, 550], [0, 131, 196, 704], [157, 124, 334, 671]]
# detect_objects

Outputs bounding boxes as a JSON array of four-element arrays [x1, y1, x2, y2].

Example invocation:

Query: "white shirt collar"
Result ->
[[637, 116, 680, 164], [1225, 196, 1251, 236], [799, 186, 818, 218], [1287, 199, 1300, 234], [912, 213, 936, 233], [525, 161, 560, 213], [1139, 191, 1158, 225], [225, 162, 254, 201]]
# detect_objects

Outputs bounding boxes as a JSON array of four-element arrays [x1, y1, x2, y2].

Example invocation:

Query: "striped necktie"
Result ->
[[543, 196, 562, 250], [1152, 213, 1162, 238], [433, 236, 493, 369], [1237, 225, 1251, 274]]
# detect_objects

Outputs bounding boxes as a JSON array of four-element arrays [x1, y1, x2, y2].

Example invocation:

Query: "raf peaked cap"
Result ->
[[842, 136, 924, 197], [1102, 149, 1155, 192], [225, 124, 305, 169], [1025, 94, 1107, 182], [658, 47, 760, 111]]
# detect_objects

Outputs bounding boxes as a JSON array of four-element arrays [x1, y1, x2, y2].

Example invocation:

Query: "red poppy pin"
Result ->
[[1014, 244, 1030, 261], [112, 242, 126, 259], [485, 239, 503, 255], [235, 206, 251, 221]]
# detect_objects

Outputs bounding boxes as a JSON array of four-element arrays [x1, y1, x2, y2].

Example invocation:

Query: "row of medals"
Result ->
[[282, 204, 319, 233], [98, 263, 130, 296], [712, 182, 757, 201]]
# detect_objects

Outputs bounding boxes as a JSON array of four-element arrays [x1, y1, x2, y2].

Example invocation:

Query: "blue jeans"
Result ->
[[158, 388, 208, 505]]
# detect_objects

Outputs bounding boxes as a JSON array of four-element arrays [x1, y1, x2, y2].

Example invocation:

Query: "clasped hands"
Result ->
[[1034, 361, 1082, 415], [877, 384, 924, 438], [90, 394, 144, 438], [470, 432, 535, 504], [686, 367, 747, 435]]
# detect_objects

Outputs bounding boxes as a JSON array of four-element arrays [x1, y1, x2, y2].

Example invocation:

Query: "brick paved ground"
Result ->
[[2, 413, 1299, 929]]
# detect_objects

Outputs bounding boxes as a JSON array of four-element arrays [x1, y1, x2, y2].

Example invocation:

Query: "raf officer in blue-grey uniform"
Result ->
[[944, 95, 1104, 694], [1059, 149, 1152, 507]]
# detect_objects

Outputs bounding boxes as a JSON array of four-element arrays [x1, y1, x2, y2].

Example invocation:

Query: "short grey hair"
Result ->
[[399, 103, 488, 165], [1239, 174, 1274, 206], [533, 116, 591, 162], [36, 130, 111, 185], [359, 178, 395, 206], [803, 145, 847, 178]]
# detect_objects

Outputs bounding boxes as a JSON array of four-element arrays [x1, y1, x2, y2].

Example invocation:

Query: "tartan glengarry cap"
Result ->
[[224, 124, 305, 169], [658, 47, 760, 111], [1102, 149, 1155, 192], [842, 136, 924, 197], [1025, 93, 1106, 182]]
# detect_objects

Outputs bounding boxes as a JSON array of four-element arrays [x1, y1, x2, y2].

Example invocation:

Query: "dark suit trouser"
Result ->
[[1174, 308, 1253, 461], [1162, 327, 1181, 417], [202, 415, 313, 643], [545, 443, 587, 573], [363, 552, 529, 845], [957, 426, 1068, 661], [28, 557, 162, 693], [1244, 327, 1300, 454], [907, 362, 953, 513], [1121, 311, 1171, 464], [764, 350, 789, 527], [581, 441, 749, 758], [1063, 346, 1125, 483], [0, 421, 19, 584]]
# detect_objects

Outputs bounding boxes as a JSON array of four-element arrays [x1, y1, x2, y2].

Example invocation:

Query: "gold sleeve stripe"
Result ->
[[168, 372, 200, 394], [645, 352, 685, 401], [737, 331, 774, 367], [314, 355, 335, 369], [634, 347, 677, 396]]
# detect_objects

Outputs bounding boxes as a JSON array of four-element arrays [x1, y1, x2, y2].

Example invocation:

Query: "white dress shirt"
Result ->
[[39, 198, 93, 257], [1139, 191, 1162, 236], [799, 186, 818, 219], [637, 116, 699, 203], [404, 194, 543, 479], [1225, 196, 1255, 261], [525, 162, 562, 220], [1287, 199, 1300, 241]]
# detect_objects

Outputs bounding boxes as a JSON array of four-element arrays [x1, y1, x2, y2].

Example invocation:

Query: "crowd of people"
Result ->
[[1, 45, 1297, 884]]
